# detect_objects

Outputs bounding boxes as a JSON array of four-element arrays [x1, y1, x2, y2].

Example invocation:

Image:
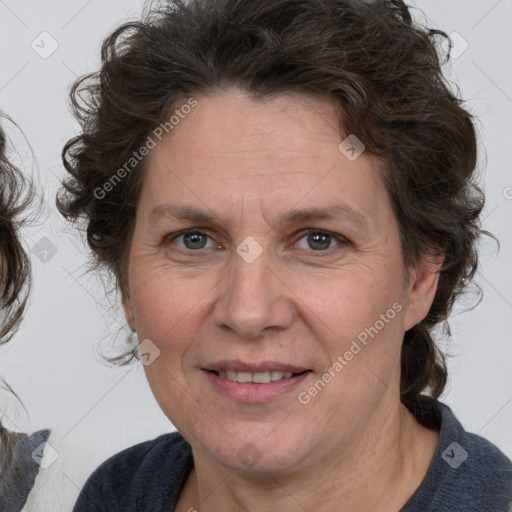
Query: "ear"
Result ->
[[402, 251, 444, 332], [122, 292, 136, 332]]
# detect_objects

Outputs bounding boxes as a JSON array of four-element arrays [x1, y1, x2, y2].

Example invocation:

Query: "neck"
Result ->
[[178, 399, 439, 512]]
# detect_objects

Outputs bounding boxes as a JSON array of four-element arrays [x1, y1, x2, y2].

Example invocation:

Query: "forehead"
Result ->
[[161, 89, 345, 157], [139, 89, 390, 229]]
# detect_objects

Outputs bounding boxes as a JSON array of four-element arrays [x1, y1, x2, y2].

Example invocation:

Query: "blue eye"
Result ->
[[172, 231, 217, 250], [167, 229, 345, 253], [295, 230, 341, 251]]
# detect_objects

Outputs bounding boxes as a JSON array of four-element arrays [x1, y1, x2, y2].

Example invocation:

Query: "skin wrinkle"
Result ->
[[56, 0, 485, 427], [123, 89, 442, 512], [55, 1, 497, 505], [147, 202, 371, 246]]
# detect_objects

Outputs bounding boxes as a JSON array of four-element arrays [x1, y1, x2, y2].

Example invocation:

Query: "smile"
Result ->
[[213, 370, 305, 384], [203, 368, 312, 403]]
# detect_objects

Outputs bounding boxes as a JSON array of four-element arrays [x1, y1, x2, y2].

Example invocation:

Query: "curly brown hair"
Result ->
[[0, 120, 32, 345], [57, 0, 491, 409], [0, 117, 34, 474]]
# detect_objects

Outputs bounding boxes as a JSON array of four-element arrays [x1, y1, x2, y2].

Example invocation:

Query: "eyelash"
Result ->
[[165, 228, 348, 254]]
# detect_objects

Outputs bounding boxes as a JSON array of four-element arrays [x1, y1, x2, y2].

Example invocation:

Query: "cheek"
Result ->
[[128, 268, 221, 396], [300, 270, 406, 396], [131, 286, 217, 435], [303, 277, 405, 409], [129, 268, 204, 336], [302, 265, 405, 335]]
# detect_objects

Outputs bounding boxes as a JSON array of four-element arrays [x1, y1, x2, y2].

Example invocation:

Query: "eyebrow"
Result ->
[[149, 203, 369, 231]]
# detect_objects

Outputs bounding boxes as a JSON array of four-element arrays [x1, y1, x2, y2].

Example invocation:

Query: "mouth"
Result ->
[[202, 361, 313, 403], [205, 369, 311, 384]]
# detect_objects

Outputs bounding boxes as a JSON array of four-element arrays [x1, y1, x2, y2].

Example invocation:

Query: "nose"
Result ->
[[213, 248, 294, 339]]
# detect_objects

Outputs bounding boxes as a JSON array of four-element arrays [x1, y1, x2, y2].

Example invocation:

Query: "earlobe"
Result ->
[[403, 252, 444, 331]]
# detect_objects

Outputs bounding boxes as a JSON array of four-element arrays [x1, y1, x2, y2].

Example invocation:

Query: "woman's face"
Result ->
[[123, 89, 439, 473]]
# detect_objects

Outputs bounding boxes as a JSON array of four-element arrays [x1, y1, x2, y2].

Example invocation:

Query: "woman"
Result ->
[[58, 0, 512, 510], [0, 119, 50, 511]]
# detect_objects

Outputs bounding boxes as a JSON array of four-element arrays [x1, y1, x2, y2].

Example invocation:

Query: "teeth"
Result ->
[[253, 372, 271, 384], [217, 370, 295, 383], [236, 371, 253, 383]]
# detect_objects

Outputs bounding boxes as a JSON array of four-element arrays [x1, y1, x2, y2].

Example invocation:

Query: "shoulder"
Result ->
[[436, 400, 511, 478], [73, 431, 193, 512], [0, 428, 50, 512], [404, 398, 512, 511], [442, 409, 512, 507]]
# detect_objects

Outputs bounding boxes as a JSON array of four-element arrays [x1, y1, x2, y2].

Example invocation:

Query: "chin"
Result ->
[[195, 425, 312, 474]]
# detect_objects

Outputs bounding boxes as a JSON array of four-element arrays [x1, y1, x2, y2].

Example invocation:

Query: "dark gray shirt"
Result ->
[[0, 429, 50, 512], [73, 398, 512, 511]]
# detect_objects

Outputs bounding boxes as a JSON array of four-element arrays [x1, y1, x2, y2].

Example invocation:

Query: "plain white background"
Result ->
[[0, 0, 510, 509]]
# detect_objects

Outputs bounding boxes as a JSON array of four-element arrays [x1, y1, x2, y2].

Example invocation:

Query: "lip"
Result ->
[[202, 367, 312, 403], [204, 360, 310, 374]]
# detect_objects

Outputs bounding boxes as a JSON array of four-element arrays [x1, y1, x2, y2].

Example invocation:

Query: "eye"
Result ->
[[170, 230, 219, 250], [294, 230, 344, 251], [166, 229, 346, 253]]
